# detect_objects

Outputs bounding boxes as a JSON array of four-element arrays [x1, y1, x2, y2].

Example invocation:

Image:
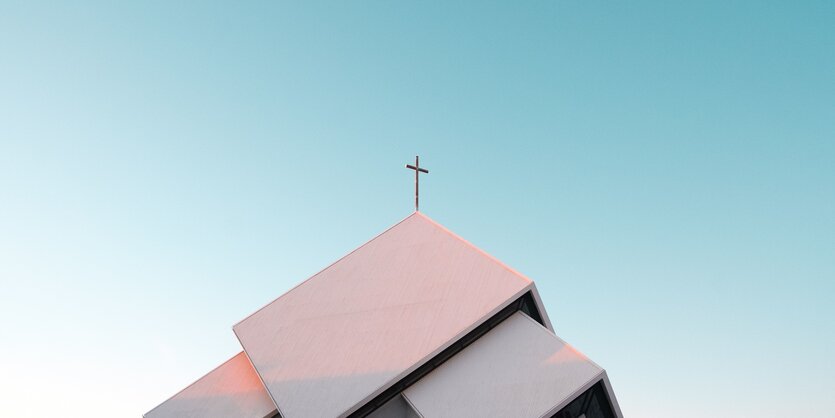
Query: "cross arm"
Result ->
[[406, 164, 429, 173]]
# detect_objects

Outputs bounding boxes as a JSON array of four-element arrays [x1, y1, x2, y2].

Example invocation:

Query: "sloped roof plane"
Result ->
[[143, 352, 275, 418], [233, 212, 545, 418], [403, 312, 607, 418]]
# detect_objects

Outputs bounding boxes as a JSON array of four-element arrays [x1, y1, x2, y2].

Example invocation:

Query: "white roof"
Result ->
[[144, 352, 275, 418], [233, 212, 541, 418], [403, 312, 604, 418]]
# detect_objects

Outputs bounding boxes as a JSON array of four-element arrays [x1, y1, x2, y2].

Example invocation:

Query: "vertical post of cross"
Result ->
[[405, 156, 429, 212]]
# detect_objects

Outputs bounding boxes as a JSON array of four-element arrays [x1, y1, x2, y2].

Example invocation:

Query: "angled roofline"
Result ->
[[413, 212, 532, 284], [231, 212, 419, 330], [143, 351, 277, 418], [601, 372, 625, 418], [230, 210, 556, 418], [232, 211, 548, 331], [341, 285, 537, 417], [537, 371, 623, 418], [234, 330, 284, 418], [396, 311, 606, 418], [414, 211, 553, 332]]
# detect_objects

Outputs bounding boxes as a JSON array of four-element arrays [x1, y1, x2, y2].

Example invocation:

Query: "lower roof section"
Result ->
[[144, 352, 276, 418], [403, 312, 608, 418]]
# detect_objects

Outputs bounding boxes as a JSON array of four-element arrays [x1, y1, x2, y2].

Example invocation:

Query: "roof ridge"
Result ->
[[413, 212, 532, 284], [232, 212, 421, 330]]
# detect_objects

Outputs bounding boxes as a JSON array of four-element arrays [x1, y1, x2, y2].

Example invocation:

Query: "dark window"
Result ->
[[550, 381, 616, 418]]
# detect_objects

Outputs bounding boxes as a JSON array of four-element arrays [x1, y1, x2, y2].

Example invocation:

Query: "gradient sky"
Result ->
[[1, 1, 833, 417]]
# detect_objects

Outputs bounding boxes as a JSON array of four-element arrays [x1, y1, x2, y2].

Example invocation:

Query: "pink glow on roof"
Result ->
[[544, 344, 591, 365], [144, 352, 275, 418], [233, 212, 533, 418]]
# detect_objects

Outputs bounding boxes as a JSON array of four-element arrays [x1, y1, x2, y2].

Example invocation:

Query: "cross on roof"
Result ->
[[405, 155, 429, 212]]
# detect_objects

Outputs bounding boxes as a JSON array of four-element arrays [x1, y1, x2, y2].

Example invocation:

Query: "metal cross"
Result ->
[[405, 155, 429, 212]]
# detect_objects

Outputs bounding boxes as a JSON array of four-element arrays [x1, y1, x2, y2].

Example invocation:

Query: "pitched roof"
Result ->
[[233, 212, 538, 418], [144, 352, 275, 418], [403, 312, 604, 418]]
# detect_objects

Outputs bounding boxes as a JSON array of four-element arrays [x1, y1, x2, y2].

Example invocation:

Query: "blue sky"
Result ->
[[1, 1, 833, 416]]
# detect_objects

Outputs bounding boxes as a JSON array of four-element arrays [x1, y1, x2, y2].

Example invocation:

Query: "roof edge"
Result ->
[[413, 211, 532, 284], [232, 212, 421, 330], [236, 334, 284, 417], [538, 369, 607, 418], [143, 350, 276, 418], [337, 284, 536, 417]]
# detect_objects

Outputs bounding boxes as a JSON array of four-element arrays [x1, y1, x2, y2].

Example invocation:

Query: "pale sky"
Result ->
[[1, 1, 833, 417]]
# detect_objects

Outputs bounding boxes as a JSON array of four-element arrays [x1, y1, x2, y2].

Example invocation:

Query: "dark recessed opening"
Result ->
[[550, 380, 617, 418]]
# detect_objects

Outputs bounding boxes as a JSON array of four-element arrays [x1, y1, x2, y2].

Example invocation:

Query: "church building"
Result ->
[[145, 212, 623, 418]]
